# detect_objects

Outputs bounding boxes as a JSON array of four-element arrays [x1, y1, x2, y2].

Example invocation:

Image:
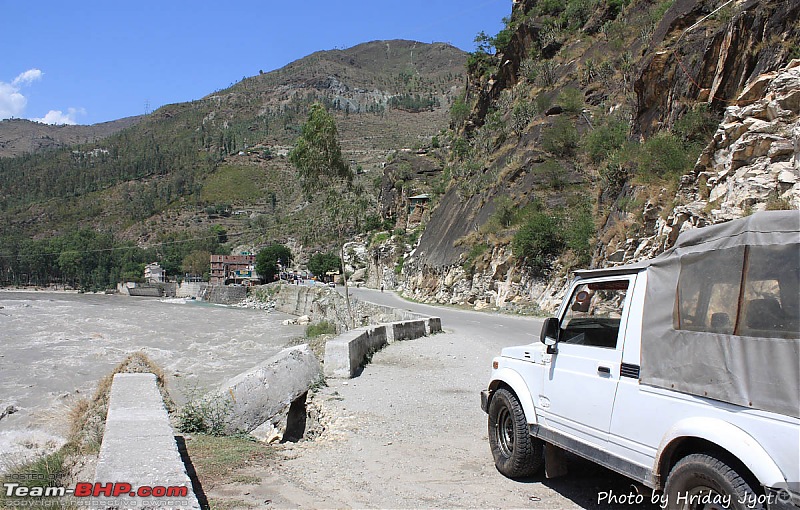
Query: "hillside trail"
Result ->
[[202, 323, 657, 509]]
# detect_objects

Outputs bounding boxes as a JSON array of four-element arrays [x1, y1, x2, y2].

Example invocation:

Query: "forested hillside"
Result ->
[[0, 40, 466, 289]]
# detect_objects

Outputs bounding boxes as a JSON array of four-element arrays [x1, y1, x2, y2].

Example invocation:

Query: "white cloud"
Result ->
[[12, 69, 43, 86], [0, 69, 42, 120], [1, 69, 85, 124], [33, 107, 86, 125], [0, 81, 28, 119]]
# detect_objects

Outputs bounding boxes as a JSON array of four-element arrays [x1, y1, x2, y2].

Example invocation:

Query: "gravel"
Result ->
[[204, 327, 657, 509]]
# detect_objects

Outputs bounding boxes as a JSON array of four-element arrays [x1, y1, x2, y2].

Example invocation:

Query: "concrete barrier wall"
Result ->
[[176, 281, 207, 299], [204, 285, 247, 304], [324, 326, 387, 379], [94, 373, 199, 509], [212, 345, 322, 435], [387, 320, 426, 343]]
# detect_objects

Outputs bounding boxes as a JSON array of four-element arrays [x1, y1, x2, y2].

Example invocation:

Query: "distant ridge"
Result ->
[[0, 116, 145, 158]]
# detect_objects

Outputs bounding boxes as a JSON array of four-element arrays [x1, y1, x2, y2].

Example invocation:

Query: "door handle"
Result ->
[[597, 366, 611, 375]]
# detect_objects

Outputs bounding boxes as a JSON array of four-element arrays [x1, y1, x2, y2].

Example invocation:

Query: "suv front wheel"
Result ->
[[487, 388, 543, 478]]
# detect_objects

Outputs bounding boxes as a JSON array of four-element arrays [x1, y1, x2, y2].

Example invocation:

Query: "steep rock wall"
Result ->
[[635, 0, 799, 137], [599, 60, 800, 266]]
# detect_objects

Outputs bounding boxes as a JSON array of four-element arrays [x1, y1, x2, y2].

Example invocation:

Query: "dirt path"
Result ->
[[203, 324, 656, 509]]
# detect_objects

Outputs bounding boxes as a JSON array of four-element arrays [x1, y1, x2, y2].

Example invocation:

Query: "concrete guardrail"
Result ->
[[324, 313, 442, 379], [93, 373, 199, 509]]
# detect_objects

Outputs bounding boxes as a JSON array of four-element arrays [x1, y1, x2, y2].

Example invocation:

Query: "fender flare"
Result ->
[[488, 367, 538, 426], [656, 417, 786, 489]]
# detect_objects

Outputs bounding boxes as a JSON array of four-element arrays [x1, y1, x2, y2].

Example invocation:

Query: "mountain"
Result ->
[[0, 116, 144, 158], [0, 40, 466, 246]]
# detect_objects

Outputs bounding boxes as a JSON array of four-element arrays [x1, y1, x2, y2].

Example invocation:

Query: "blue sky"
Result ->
[[1, 1, 510, 125]]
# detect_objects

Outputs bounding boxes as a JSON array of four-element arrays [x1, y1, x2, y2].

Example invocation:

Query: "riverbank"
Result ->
[[0, 291, 301, 473]]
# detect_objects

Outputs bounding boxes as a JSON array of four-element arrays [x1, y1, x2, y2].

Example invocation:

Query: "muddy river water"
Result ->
[[0, 290, 300, 470]]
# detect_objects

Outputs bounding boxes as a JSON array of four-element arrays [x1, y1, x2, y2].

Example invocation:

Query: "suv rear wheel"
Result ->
[[664, 452, 764, 510], [487, 388, 543, 478]]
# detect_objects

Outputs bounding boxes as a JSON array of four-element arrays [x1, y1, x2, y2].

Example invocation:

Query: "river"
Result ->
[[0, 290, 300, 471]]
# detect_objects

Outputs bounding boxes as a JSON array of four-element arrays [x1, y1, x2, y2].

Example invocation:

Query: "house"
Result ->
[[407, 193, 430, 228], [144, 263, 165, 283], [210, 254, 258, 285]]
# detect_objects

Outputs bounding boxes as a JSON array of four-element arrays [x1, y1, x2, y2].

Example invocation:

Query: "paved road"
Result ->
[[347, 286, 545, 350]]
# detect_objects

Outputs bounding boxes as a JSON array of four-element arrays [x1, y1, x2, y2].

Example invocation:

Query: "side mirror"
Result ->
[[540, 317, 560, 354]]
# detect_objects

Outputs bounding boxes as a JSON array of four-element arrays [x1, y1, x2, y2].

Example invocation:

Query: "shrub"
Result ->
[[513, 211, 565, 274], [512, 101, 537, 136], [463, 243, 490, 274], [370, 232, 390, 246], [559, 87, 584, 113], [582, 119, 629, 163], [177, 393, 233, 436], [306, 320, 336, 338], [562, 0, 593, 31], [450, 96, 470, 127], [765, 195, 793, 211], [638, 132, 691, 178], [537, 160, 567, 189], [564, 202, 595, 266], [673, 105, 719, 147], [536, 0, 566, 16], [541, 118, 579, 157]]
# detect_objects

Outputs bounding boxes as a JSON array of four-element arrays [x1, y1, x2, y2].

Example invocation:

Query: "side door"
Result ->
[[537, 276, 634, 447]]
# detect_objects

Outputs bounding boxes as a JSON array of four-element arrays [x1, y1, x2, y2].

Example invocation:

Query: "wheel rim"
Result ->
[[496, 405, 515, 457], [680, 486, 730, 510]]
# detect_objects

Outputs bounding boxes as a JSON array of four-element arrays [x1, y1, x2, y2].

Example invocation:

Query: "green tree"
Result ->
[[288, 103, 351, 197], [182, 250, 211, 279], [307, 252, 342, 278], [256, 244, 292, 283], [512, 212, 565, 275], [289, 103, 361, 326], [210, 224, 228, 244], [450, 96, 470, 127]]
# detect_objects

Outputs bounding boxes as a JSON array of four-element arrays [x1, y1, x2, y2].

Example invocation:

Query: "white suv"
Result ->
[[481, 211, 799, 510]]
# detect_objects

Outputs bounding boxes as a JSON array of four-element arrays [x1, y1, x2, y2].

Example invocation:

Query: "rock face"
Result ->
[[381, 0, 797, 314], [599, 60, 800, 266], [635, 0, 799, 137]]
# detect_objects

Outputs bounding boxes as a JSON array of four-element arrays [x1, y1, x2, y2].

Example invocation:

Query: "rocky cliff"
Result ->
[[388, 0, 799, 313], [601, 60, 800, 266]]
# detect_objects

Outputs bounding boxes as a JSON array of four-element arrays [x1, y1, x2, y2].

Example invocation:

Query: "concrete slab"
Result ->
[[93, 373, 199, 509], [213, 345, 322, 435]]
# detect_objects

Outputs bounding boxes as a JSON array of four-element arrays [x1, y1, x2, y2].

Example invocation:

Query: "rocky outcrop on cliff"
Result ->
[[600, 60, 800, 265], [635, 0, 799, 137]]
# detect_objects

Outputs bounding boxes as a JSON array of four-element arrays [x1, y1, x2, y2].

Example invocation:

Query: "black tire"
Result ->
[[487, 388, 544, 478], [664, 453, 764, 510]]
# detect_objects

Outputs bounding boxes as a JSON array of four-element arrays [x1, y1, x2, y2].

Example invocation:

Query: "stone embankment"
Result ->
[[236, 282, 435, 332]]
